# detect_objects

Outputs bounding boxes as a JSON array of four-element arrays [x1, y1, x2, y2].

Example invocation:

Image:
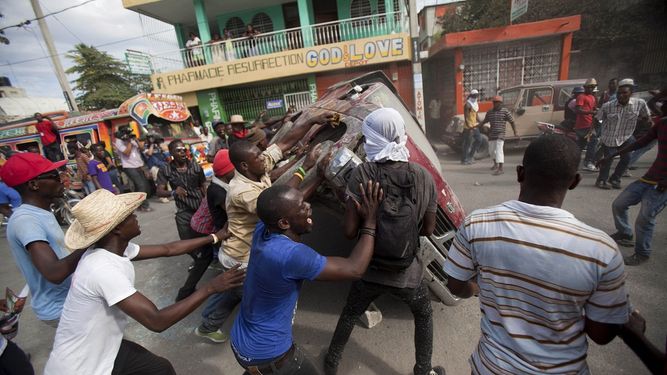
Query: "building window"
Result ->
[[351, 0, 372, 18], [251, 12, 274, 34], [225, 17, 245, 38]]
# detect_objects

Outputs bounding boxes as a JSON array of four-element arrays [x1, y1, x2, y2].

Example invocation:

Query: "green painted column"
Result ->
[[384, 0, 395, 33], [297, 0, 313, 47], [307, 74, 318, 103], [193, 0, 212, 64], [174, 23, 186, 49], [196, 89, 226, 129]]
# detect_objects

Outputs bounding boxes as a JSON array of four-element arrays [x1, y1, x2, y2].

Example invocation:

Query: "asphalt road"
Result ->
[[1, 143, 664, 375]]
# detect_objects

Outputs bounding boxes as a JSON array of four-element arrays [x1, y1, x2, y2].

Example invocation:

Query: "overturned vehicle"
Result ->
[[268, 71, 465, 306]]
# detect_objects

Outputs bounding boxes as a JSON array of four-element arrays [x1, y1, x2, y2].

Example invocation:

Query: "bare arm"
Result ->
[[619, 311, 666, 375], [584, 317, 619, 345], [420, 211, 436, 236], [155, 182, 171, 198], [116, 266, 244, 332], [316, 182, 382, 281], [135, 227, 229, 260], [91, 175, 103, 190], [274, 112, 332, 153], [446, 276, 478, 299], [27, 242, 87, 284], [117, 141, 133, 156]]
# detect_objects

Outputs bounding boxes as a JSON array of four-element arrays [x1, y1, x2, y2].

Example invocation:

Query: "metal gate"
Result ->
[[497, 57, 524, 90], [462, 37, 561, 97], [283, 91, 313, 111]]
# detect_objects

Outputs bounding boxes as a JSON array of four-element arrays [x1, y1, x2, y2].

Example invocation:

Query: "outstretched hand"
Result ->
[[354, 181, 383, 225], [302, 143, 323, 170], [207, 265, 245, 293]]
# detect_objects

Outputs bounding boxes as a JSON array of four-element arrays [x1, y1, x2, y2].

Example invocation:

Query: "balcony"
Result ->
[[149, 11, 408, 74]]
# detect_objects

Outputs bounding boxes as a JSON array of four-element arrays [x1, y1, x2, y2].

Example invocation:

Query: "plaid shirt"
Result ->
[[597, 97, 650, 147]]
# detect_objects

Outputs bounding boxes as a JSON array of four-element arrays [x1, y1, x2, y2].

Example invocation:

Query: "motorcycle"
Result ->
[[51, 188, 84, 226]]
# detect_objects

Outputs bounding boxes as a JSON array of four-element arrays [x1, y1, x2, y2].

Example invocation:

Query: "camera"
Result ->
[[114, 127, 135, 141]]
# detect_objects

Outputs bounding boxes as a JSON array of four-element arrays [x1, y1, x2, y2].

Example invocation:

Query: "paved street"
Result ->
[[1, 143, 664, 375]]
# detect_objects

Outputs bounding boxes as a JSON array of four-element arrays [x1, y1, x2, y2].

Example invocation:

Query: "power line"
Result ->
[[0, 28, 175, 67], [40, 0, 84, 44], [0, 0, 98, 33]]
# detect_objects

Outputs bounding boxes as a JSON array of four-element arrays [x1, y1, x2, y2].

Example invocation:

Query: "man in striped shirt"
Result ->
[[595, 79, 650, 190], [479, 96, 517, 175], [156, 140, 211, 301], [444, 135, 629, 374]]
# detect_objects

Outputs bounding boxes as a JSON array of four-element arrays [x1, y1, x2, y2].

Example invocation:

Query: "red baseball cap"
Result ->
[[0, 152, 67, 187], [213, 149, 234, 177]]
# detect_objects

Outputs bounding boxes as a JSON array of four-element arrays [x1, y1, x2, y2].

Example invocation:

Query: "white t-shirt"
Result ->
[[44, 243, 140, 375]]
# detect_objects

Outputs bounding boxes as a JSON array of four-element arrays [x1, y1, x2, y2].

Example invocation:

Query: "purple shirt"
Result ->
[[87, 160, 114, 193]]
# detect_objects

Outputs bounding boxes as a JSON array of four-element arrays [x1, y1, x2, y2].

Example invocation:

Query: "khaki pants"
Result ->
[[488, 139, 505, 164]]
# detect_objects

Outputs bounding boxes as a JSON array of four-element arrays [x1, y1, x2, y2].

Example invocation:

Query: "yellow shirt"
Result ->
[[223, 144, 283, 262], [464, 103, 478, 129]]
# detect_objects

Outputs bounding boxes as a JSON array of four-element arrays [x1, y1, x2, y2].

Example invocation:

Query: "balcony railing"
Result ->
[[149, 11, 408, 73]]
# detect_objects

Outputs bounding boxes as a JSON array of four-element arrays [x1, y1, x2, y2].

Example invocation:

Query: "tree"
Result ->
[[439, 0, 665, 50], [66, 44, 152, 110]]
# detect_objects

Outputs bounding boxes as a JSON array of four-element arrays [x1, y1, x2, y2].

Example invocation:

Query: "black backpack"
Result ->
[[369, 162, 420, 272]]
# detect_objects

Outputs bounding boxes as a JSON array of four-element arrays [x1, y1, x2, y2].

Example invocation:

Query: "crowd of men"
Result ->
[[0, 81, 665, 375]]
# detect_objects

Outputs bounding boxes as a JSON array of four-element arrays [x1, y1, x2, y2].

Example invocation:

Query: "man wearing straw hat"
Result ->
[[1, 153, 86, 328], [44, 189, 245, 375]]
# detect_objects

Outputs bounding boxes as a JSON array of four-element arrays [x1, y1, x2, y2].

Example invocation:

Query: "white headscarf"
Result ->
[[466, 92, 479, 112], [362, 108, 410, 162]]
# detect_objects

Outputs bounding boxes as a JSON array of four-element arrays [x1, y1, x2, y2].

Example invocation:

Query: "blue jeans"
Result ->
[[575, 127, 598, 164], [83, 180, 96, 195], [232, 343, 320, 375], [612, 180, 667, 257], [123, 167, 151, 209], [461, 128, 482, 163], [629, 139, 657, 168], [199, 284, 243, 333], [597, 137, 634, 184]]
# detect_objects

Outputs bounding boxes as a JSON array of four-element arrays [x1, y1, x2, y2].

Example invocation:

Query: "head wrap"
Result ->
[[361, 108, 410, 163]]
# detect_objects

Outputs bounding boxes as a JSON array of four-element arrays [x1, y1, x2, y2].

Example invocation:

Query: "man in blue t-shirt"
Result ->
[[0, 153, 87, 325], [0, 180, 21, 219], [230, 182, 382, 374]]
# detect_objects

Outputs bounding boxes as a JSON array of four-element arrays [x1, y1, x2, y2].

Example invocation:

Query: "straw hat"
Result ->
[[65, 189, 146, 250], [229, 114, 247, 124]]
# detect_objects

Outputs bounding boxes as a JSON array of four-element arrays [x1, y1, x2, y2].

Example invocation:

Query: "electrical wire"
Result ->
[[0, 0, 98, 33], [40, 0, 85, 44], [0, 28, 175, 67]]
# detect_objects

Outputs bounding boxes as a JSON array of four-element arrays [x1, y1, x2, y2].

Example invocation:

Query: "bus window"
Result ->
[[16, 141, 41, 154]]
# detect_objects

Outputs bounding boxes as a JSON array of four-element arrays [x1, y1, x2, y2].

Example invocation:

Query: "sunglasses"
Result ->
[[174, 147, 187, 152], [35, 171, 61, 181]]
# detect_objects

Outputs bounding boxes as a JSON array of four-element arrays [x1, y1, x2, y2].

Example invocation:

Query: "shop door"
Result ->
[[284, 91, 313, 111]]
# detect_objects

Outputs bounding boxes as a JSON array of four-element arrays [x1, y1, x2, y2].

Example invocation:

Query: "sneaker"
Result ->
[[624, 253, 649, 266], [583, 163, 599, 172], [622, 170, 632, 178], [194, 327, 229, 343], [428, 366, 446, 375], [610, 232, 634, 247], [492, 169, 504, 176], [610, 180, 622, 189], [159, 197, 170, 203], [595, 180, 611, 190]]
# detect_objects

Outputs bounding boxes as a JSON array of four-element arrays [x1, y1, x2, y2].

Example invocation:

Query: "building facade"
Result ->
[[123, 0, 416, 129]]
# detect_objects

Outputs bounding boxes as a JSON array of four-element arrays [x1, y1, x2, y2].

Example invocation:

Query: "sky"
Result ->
[[0, 0, 442, 102], [0, 0, 178, 99]]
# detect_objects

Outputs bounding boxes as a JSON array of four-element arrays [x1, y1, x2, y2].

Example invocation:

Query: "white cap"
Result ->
[[470, 89, 479, 95], [618, 78, 635, 87]]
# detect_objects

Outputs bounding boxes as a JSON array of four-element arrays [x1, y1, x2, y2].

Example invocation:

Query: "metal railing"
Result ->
[[150, 11, 407, 73]]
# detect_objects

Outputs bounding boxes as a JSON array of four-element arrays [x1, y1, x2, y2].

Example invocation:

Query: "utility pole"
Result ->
[[408, 0, 425, 132], [29, 0, 79, 112]]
